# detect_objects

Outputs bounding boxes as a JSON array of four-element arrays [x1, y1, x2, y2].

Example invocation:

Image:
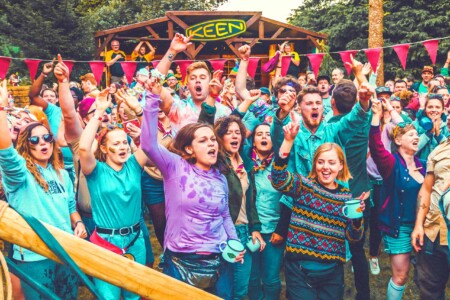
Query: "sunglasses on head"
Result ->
[[28, 133, 54, 145], [397, 122, 412, 128], [279, 88, 296, 94], [428, 93, 443, 100], [88, 107, 112, 115], [106, 123, 123, 130]]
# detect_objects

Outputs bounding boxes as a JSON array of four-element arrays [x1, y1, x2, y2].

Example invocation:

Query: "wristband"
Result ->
[[41, 73, 48, 78], [241, 58, 248, 61], [0, 106, 6, 111], [59, 78, 68, 83], [74, 220, 83, 227], [136, 108, 144, 117], [210, 92, 219, 98]]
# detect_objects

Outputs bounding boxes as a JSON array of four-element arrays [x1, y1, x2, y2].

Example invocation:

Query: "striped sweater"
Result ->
[[271, 154, 364, 263]]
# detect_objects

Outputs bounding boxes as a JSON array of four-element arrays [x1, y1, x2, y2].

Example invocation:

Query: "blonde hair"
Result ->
[[390, 123, 416, 144], [309, 143, 352, 182], [16, 122, 64, 192], [25, 105, 50, 129], [186, 61, 210, 78]]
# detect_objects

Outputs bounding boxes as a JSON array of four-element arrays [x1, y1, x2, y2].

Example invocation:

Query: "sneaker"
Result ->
[[369, 257, 380, 275]]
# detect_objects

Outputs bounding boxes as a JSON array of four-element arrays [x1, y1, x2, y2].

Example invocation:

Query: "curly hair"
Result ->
[[392, 90, 413, 109], [214, 115, 247, 154], [16, 122, 64, 192], [273, 75, 301, 96]]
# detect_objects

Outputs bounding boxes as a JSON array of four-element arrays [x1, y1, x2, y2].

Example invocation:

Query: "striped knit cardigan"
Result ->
[[271, 154, 364, 263]]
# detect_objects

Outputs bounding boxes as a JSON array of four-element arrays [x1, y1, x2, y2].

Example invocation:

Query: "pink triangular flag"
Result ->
[[63, 60, 75, 76], [24, 59, 42, 81], [306, 53, 325, 77], [338, 50, 358, 76], [0, 56, 12, 80], [176, 60, 193, 82], [88, 61, 105, 85], [151, 60, 160, 69], [247, 57, 260, 79], [422, 39, 439, 64], [280, 56, 292, 77], [120, 61, 138, 84], [363, 48, 382, 73], [392, 44, 410, 70], [209, 59, 227, 72]]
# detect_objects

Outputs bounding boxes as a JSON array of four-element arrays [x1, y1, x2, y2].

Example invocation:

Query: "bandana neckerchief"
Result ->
[[157, 120, 172, 139], [252, 147, 274, 172]]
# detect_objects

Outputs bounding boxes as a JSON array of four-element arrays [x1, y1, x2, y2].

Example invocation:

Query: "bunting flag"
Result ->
[[0, 57, 12, 80], [120, 61, 138, 84], [364, 48, 382, 73], [24, 59, 42, 81], [151, 60, 160, 69], [88, 61, 105, 85], [280, 56, 292, 77], [392, 44, 410, 70], [306, 53, 324, 77], [176, 60, 193, 82], [63, 60, 75, 76], [209, 59, 227, 72], [422, 39, 439, 64], [247, 57, 260, 78], [338, 50, 359, 76]]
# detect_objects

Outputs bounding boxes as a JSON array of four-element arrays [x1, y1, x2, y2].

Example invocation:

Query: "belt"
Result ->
[[96, 222, 140, 236]]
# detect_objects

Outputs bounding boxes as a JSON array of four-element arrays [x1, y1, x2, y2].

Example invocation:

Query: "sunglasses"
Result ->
[[279, 88, 296, 94], [87, 107, 112, 115], [428, 93, 443, 100], [106, 123, 123, 130], [28, 133, 54, 145]]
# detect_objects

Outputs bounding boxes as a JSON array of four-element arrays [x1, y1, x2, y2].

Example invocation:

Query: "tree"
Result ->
[[288, 0, 450, 81]]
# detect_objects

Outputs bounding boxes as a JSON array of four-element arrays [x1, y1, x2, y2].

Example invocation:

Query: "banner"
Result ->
[[24, 59, 42, 82]]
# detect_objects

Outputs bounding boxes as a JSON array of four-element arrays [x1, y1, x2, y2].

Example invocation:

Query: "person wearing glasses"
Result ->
[[105, 40, 127, 84], [78, 88, 150, 299], [413, 93, 449, 160], [0, 79, 86, 299], [369, 99, 426, 300]]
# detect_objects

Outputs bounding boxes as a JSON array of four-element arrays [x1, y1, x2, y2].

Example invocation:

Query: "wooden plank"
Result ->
[[166, 12, 189, 30], [225, 40, 241, 57], [0, 205, 220, 300], [307, 35, 322, 50], [245, 12, 262, 28], [168, 21, 174, 39], [165, 11, 259, 16], [114, 37, 170, 41], [145, 26, 160, 38], [95, 16, 169, 37], [260, 38, 309, 41], [260, 17, 328, 39], [192, 42, 206, 58], [249, 38, 259, 48], [258, 21, 264, 39], [95, 34, 114, 60], [271, 27, 284, 39]]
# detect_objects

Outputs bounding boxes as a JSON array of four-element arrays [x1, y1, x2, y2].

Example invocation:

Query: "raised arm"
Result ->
[[145, 41, 156, 59], [235, 45, 251, 101], [54, 54, 83, 143], [29, 60, 54, 110], [156, 33, 191, 76], [79, 89, 111, 175], [141, 79, 178, 178], [133, 41, 144, 55], [271, 111, 304, 197], [368, 100, 395, 179], [0, 80, 12, 150]]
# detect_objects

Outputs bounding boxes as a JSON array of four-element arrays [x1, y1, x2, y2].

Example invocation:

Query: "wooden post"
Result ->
[[0, 206, 220, 300], [368, 0, 384, 86]]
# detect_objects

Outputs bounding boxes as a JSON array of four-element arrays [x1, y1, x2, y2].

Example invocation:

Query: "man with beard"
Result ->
[[411, 66, 434, 94], [155, 33, 231, 131]]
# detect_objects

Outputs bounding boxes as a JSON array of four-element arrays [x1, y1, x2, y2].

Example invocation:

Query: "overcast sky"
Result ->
[[217, 0, 300, 23]]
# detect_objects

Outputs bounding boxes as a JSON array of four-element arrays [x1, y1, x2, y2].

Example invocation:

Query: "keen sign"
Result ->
[[186, 19, 247, 41]]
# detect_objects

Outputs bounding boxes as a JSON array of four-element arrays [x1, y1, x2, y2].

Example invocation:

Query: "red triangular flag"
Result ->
[[151, 60, 160, 69], [392, 44, 410, 70], [209, 59, 227, 72], [0, 56, 12, 80], [363, 48, 382, 73], [306, 53, 324, 77], [176, 60, 193, 82], [280, 56, 292, 77], [422, 39, 439, 64], [63, 60, 75, 76], [247, 57, 260, 79], [88, 61, 105, 86], [338, 50, 358, 76], [120, 61, 138, 84], [24, 59, 42, 81]]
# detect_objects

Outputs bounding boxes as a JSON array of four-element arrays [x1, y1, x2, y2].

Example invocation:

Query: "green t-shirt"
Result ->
[[86, 155, 143, 228]]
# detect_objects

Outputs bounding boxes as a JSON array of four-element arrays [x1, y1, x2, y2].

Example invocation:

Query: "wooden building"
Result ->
[[94, 11, 327, 86]]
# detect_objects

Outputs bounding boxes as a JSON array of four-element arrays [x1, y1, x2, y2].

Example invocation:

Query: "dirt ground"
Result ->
[[75, 221, 448, 299]]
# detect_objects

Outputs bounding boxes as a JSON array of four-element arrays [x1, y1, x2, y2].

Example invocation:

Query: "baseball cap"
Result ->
[[78, 97, 96, 118]]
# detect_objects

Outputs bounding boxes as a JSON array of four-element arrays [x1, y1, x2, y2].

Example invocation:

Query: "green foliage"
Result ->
[[288, 0, 450, 81]]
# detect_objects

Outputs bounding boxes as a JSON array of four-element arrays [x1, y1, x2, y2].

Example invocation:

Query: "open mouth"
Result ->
[[13, 126, 20, 133], [412, 140, 419, 146], [261, 141, 268, 146], [311, 113, 319, 119], [230, 141, 239, 148], [118, 151, 127, 159], [208, 149, 216, 157], [41, 147, 49, 155], [195, 85, 202, 95]]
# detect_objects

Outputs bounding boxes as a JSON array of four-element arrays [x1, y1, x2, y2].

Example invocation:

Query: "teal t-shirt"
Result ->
[[86, 155, 143, 228]]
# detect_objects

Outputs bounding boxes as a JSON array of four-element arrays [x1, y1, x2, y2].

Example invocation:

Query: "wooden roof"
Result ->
[[94, 11, 327, 60]]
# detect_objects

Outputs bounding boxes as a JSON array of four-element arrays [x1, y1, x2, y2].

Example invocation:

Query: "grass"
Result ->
[[71, 222, 450, 299]]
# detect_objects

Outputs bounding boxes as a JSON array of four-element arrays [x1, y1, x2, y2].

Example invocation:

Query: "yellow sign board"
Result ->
[[186, 19, 247, 41]]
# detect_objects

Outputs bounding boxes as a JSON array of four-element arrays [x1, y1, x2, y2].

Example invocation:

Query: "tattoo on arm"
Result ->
[[418, 195, 428, 210]]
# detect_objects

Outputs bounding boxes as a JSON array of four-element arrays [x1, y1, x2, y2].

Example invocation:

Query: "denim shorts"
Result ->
[[141, 171, 165, 205], [383, 225, 413, 255]]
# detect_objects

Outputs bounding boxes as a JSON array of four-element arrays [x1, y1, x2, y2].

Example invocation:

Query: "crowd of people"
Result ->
[[0, 32, 449, 300]]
